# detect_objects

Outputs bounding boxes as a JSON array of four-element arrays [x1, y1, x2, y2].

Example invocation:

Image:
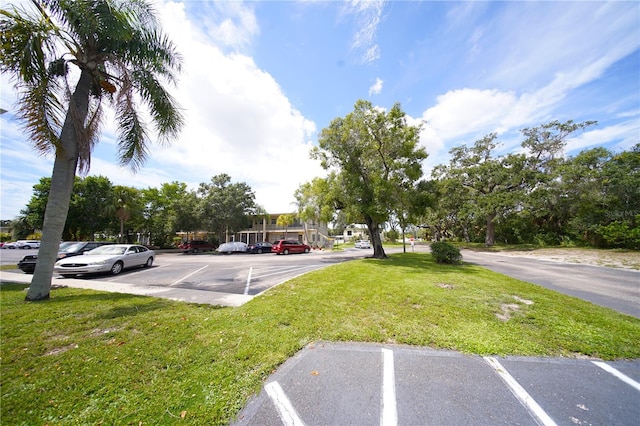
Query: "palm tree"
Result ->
[[0, 0, 183, 301]]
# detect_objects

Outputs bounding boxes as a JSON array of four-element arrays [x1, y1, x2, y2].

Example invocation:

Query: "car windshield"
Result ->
[[60, 242, 86, 252], [56, 242, 75, 251], [87, 245, 127, 255]]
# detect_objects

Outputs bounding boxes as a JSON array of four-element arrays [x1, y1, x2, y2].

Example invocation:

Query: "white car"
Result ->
[[54, 244, 154, 278], [16, 240, 41, 249], [217, 241, 248, 254], [354, 240, 371, 249]]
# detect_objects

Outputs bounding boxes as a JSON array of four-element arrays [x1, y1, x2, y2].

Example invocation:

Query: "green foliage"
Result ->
[[312, 100, 427, 258], [430, 241, 462, 264], [197, 174, 256, 243], [2, 255, 639, 423], [386, 229, 399, 242], [597, 218, 640, 249]]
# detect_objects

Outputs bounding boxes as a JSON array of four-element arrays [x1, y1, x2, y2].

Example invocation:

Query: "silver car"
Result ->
[[54, 244, 154, 278], [354, 240, 371, 249]]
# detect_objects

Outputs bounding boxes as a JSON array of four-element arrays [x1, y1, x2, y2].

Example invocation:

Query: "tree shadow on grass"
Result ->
[[367, 253, 479, 276]]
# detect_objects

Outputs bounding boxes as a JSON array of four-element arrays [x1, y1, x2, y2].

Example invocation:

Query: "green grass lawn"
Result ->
[[2, 252, 639, 425]]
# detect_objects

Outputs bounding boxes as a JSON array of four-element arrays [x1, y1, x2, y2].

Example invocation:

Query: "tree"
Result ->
[[113, 186, 142, 243], [142, 182, 198, 247], [433, 120, 596, 246], [68, 175, 114, 240], [312, 100, 426, 258], [1, 0, 183, 300], [294, 177, 335, 247], [433, 134, 528, 246], [276, 213, 295, 240], [197, 174, 256, 243]]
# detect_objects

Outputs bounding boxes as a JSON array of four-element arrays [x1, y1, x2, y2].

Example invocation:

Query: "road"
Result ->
[[461, 250, 640, 318]]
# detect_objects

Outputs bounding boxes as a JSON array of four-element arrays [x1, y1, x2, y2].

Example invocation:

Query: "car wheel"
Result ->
[[144, 257, 153, 268], [283, 249, 289, 255], [257, 249, 263, 254], [192, 248, 199, 254], [110, 261, 124, 275], [61, 274, 77, 278], [304, 247, 310, 253]]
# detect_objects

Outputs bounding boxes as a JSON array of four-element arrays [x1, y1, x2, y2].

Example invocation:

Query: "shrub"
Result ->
[[430, 241, 462, 264]]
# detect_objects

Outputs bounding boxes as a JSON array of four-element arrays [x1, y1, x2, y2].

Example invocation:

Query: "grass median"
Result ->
[[2, 252, 639, 424]]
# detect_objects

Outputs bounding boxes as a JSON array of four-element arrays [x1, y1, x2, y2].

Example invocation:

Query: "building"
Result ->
[[232, 213, 332, 248]]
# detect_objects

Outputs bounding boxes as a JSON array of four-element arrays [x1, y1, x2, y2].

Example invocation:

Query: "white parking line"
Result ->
[[170, 265, 209, 286], [592, 361, 640, 391], [251, 265, 325, 280], [244, 267, 253, 295], [381, 348, 397, 426], [265, 381, 305, 426], [484, 357, 557, 426]]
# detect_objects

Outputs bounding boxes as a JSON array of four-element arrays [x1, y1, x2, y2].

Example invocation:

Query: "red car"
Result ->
[[271, 240, 311, 255], [179, 240, 215, 253]]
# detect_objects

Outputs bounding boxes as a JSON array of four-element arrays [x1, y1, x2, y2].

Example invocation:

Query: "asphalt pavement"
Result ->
[[234, 341, 640, 426]]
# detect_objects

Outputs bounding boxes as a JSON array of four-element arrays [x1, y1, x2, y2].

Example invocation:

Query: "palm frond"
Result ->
[[115, 91, 149, 171], [132, 68, 183, 143], [0, 6, 56, 84]]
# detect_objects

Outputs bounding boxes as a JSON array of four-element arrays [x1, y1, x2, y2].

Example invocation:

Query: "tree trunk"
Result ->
[[485, 213, 496, 247], [26, 71, 93, 301], [366, 216, 386, 259]]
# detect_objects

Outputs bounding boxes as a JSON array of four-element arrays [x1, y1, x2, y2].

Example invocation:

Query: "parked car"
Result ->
[[246, 242, 273, 254], [179, 240, 215, 253], [354, 240, 371, 249], [54, 244, 154, 277], [2, 242, 18, 249], [272, 240, 310, 255], [217, 241, 248, 254], [18, 241, 114, 273], [15, 240, 41, 249]]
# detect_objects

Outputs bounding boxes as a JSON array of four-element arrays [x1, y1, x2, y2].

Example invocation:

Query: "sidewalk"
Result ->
[[0, 271, 252, 307]]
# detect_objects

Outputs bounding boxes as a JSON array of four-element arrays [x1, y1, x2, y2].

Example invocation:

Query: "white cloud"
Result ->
[[565, 120, 640, 154], [368, 77, 383, 96], [149, 1, 324, 213], [343, 0, 385, 64]]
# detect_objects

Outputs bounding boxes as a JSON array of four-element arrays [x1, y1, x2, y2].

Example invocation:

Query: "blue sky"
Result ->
[[1, 0, 639, 220]]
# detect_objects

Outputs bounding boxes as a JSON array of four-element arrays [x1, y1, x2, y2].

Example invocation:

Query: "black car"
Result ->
[[17, 241, 114, 273], [246, 242, 273, 254]]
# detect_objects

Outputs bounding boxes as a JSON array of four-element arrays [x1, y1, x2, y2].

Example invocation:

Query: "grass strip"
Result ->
[[2, 252, 639, 424]]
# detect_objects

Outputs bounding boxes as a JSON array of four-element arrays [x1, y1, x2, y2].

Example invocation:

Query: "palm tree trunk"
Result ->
[[26, 71, 92, 301]]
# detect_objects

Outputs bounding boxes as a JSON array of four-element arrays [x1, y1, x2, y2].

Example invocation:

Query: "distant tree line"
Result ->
[[294, 101, 639, 251], [11, 173, 256, 248], [8, 113, 639, 251]]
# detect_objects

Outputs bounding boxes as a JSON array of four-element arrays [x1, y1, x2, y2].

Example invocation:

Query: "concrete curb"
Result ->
[[0, 271, 253, 307]]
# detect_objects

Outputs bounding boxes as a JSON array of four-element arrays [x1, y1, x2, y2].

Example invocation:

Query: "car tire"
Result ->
[[283, 249, 289, 255], [110, 261, 124, 275], [192, 248, 199, 254], [61, 274, 77, 278], [145, 257, 153, 268], [257, 249, 263, 254], [304, 248, 310, 253]]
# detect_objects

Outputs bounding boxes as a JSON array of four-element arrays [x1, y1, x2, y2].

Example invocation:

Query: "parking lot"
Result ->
[[234, 342, 640, 426], [0, 247, 377, 305]]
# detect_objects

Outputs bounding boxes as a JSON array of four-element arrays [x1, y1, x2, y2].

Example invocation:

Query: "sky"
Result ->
[[1, 0, 639, 221]]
